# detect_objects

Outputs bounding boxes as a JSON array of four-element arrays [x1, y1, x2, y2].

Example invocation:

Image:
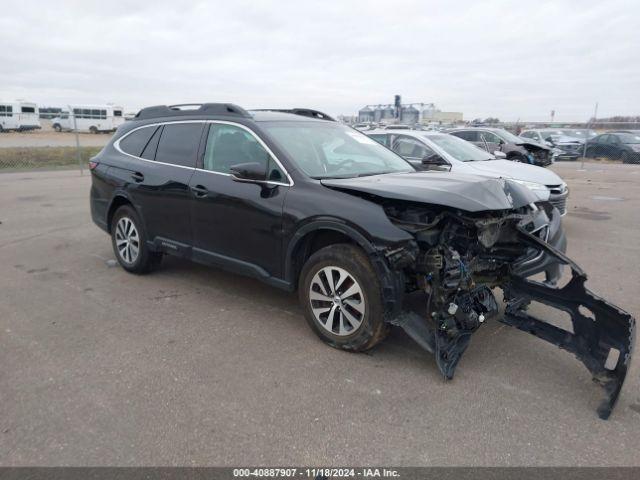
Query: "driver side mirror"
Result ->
[[229, 162, 267, 182], [421, 153, 448, 166], [493, 151, 507, 159]]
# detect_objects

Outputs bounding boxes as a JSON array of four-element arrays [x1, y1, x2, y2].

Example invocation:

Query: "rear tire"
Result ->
[[89, 126, 98, 134], [110, 205, 162, 274], [53, 123, 62, 132], [299, 244, 388, 352]]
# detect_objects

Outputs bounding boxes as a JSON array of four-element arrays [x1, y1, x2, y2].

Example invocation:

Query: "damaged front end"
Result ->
[[382, 198, 635, 419]]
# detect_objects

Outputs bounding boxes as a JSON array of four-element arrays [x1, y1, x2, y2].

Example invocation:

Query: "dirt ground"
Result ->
[[0, 120, 113, 148]]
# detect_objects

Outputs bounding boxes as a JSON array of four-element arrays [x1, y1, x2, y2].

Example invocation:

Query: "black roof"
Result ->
[[135, 103, 251, 121]]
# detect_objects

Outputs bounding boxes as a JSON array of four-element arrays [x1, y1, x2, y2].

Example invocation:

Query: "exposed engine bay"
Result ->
[[381, 201, 635, 420]]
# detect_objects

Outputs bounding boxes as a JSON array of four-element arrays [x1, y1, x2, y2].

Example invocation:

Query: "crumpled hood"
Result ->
[[515, 139, 552, 151], [462, 160, 564, 185], [321, 171, 538, 212]]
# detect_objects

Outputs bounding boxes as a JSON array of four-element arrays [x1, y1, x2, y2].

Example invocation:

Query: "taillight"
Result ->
[[89, 160, 99, 170]]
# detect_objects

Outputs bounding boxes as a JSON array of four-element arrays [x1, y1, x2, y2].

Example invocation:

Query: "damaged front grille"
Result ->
[[550, 197, 567, 215]]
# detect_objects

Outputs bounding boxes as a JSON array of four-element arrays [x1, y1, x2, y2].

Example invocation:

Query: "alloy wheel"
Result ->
[[309, 266, 365, 336], [115, 217, 140, 264]]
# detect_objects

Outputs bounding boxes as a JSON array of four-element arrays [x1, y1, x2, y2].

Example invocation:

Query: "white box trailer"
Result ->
[[0, 101, 41, 132], [51, 104, 125, 133]]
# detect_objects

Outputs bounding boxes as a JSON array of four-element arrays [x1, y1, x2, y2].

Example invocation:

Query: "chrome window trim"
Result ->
[[113, 119, 294, 187]]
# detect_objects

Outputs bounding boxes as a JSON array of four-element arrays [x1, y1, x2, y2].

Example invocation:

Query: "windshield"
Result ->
[[425, 133, 494, 162], [493, 129, 527, 144], [618, 133, 640, 144], [262, 122, 414, 179]]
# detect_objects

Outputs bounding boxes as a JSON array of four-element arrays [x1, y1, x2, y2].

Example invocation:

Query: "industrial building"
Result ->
[[357, 100, 462, 125]]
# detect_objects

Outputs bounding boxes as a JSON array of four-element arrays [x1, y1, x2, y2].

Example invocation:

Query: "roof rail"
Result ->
[[135, 103, 251, 121], [253, 108, 335, 122]]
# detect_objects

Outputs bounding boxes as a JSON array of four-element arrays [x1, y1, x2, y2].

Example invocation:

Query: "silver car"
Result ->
[[366, 129, 569, 215]]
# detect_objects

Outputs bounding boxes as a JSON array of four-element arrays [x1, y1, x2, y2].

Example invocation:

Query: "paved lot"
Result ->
[[1, 162, 639, 466]]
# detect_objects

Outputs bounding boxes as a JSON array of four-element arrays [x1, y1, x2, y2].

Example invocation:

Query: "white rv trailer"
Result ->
[[51, 104, 125, 133], [0, 101, 41, 132]]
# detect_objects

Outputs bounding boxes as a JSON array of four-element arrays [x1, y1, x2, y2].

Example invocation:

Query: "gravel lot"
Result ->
[[1, 162, 639, 466], [0, 129, 112, 148]]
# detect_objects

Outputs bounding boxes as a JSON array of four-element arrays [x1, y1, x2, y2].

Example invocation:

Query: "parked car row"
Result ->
[[519, 128, 640, 163], [365, 129, 568, 214], [448, 127, 553, 166]]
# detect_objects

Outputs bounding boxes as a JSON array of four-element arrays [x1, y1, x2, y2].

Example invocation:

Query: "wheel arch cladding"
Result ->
[[286, 223, 375, 289], [286, 221, 409, 321], [106, 195, 135, 233]]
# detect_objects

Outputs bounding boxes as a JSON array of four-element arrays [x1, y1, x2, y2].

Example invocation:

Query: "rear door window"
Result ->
[[452, 130, 478, 141], [480, 131, 501, 143], [155, 123, 204, 167]]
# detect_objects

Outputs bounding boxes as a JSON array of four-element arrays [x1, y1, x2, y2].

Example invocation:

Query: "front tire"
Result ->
[[89, 126, 98, 134], [299, 244, 388, 352], [110, 205, 161, 274], [53, 123, 62, 132]]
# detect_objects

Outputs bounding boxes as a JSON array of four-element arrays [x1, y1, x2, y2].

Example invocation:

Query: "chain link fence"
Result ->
[[580, 130, 640, 165], [1, 116, 640, 171], [0, 119, 109, 172], [514, 122, 640, 165]]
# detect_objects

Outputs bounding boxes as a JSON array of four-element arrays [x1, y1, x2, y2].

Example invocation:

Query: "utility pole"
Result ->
[[69, 105, 83, 175], [581, 101, 598, 170]]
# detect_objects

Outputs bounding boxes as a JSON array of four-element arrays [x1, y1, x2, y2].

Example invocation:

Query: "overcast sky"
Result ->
[[1, 0, 639, 121]]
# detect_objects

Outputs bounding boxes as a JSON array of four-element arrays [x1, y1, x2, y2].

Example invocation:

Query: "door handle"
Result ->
[[131, 171, 144, 183], [191, 184, 209, 198]]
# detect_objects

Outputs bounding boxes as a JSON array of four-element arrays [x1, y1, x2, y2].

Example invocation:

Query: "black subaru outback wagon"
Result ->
[[90, 103, 633, 419]]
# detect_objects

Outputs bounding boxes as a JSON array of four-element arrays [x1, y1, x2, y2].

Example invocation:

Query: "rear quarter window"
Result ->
[[119, 126, 159, 157], [368, 134, 389, 146]]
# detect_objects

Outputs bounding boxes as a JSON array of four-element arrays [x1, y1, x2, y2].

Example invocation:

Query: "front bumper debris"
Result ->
[[503, 228, 635, 419], [391, 227, 635, 419]]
